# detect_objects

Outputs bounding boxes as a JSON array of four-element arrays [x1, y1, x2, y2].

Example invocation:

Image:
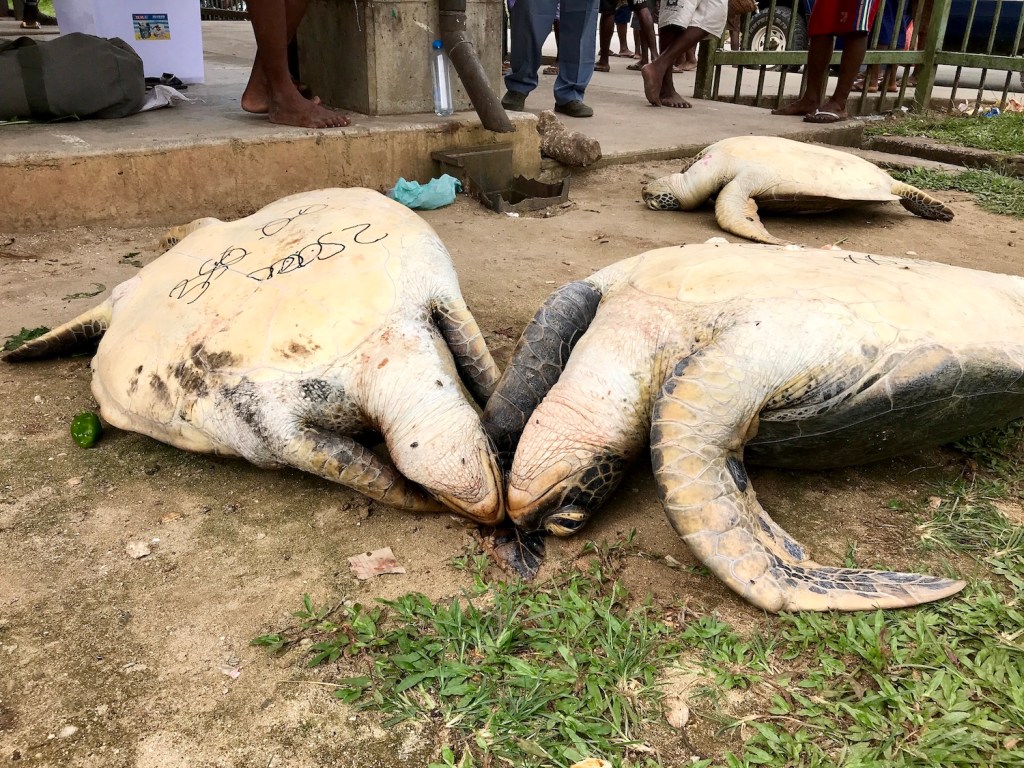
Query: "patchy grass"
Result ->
[[890, 167, 1024, 218], [254, 425, 1024, 768], [865, 113, 1024, 155], [254, 536, 686, 768], [3, 326, 49, 353]]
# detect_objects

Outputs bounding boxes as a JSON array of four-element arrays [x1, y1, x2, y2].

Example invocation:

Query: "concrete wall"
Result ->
[[297, 0, 504, 116], [0, 118, 541, 231]]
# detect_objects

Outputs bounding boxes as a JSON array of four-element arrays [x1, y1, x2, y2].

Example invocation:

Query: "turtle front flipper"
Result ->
[[714, 178, 787, 245], [891, 181, 954, 222], [651, 350, 966, 613], [280, 425, 447, 513], [483, 279, 603, 470], [433, 298, 501, 407], [2, 299, 112, 363]]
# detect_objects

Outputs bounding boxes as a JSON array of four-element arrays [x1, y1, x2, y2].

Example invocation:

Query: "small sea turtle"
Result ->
[[483, 242, 1024, 612], [641, 136, 954, 245], [5, 188, 503, 523]]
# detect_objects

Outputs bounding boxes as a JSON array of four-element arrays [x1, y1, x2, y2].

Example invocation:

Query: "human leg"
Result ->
[[505, 0, 559, 102], [806, 30, 868, 120], [243, 0, 348, 126], [615, 4, 634, 54], [597, 0, 617, 71], [551, 0, 599, 110], [642, 0, 724, 104], [770, 33, 835, 115], [634, 1, 659, 65], [641, 24, 705, 106]]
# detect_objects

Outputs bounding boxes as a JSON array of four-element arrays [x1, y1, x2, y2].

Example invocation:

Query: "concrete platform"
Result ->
[[2, 20, 869, 231]]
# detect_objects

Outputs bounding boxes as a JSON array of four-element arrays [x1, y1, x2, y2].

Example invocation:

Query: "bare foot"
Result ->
[[641, 62, 662, 106], [268, 92, 350, 128], [616, 48, 634, 57], [771, 96, 817, 116], [241, 67, 319, 115], [660, 90, 691, 108], [680, 61, 698, 72]]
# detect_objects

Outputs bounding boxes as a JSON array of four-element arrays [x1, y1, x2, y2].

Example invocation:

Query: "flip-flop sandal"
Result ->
[[803, 109, 847, 124], [627, 62, 644, 71], [146, 73, 188, 90], [542, 65, 559, 75], [594, 63, 611, 72], [615, 50, 634, 57]]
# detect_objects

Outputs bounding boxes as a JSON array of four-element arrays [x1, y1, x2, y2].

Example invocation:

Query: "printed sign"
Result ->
[[133, 13, 171, 40]]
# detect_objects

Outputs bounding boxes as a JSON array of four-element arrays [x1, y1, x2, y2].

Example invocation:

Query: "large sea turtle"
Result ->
[[483, 242, 1024, 612], [4, 188, 504, 523], [641, 137, 954, 245]]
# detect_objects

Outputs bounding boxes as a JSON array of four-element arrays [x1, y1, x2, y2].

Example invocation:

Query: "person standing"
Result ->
[[770, 0, 882, 123], [502, 0, 600, 118]]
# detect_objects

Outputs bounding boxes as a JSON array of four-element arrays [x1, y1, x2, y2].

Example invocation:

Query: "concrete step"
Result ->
[[864, 135, 1024, 177], [814, 145, 967, 174]]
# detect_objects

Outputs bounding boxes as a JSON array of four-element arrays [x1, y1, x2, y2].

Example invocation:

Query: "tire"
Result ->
[[747, 7, 808, 54]]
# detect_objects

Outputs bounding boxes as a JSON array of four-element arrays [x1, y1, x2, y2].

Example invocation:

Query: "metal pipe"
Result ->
[[439, 0, 514, 133]]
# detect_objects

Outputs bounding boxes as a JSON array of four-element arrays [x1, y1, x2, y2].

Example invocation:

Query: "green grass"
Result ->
[[254, 424, 1024, 767], [890, 167, 1024, 218], [865, 113, 1024, 155], [3, 326, 49, 353], [254, 537, 684, 768]]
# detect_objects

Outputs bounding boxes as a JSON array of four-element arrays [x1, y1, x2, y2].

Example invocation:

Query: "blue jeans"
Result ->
[[504, 0, 599, 105]]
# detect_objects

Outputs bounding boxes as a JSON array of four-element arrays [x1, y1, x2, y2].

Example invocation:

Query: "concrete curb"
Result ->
[[864, 135, 1024, 178]]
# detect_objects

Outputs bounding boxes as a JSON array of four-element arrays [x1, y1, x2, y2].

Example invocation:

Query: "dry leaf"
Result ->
[[348, 547, 406, 580]]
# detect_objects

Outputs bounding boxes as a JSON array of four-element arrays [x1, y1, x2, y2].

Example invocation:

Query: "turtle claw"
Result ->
[[484, 524, 547, 580]]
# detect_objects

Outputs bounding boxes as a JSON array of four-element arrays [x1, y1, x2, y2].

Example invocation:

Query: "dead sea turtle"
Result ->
[[641, 136, 954, 245], [5, 188, 503, 523], [483, 242, 1024, 611]]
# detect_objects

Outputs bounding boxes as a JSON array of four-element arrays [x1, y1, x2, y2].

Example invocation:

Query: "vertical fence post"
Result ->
[[694, 37, 718, 100], [913, 0, 951, 112]]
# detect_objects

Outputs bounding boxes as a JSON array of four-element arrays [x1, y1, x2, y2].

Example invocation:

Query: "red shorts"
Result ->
[[807, 0, 881, 37]]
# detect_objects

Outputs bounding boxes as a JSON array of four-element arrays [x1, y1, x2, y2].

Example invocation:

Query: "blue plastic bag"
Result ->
[[387, 174, 463, 210]]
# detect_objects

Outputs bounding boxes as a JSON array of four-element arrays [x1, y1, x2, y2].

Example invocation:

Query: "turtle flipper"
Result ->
[[651, 350, 966, 612], [2, 300, 112, 363], [280, 425, 447, 514], [892, 182, 954, 222], [433, 299, 501, 407], [158, 217, 224, 251], [483, 279, 602, 470], [714, 178, 787, 245]]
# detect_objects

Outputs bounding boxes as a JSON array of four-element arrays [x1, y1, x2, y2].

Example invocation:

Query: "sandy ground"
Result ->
[[0, 161, 1020, 767]]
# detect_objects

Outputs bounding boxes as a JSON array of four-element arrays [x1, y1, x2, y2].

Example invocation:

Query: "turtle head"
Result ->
[[387, 406, 504, 526], [505, 376, 647, 536], [641, 178, 681, 211], [507, 449, 631, 536]]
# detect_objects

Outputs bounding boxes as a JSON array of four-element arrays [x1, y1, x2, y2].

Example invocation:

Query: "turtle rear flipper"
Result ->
[[2, 300, 112, 363], [892, 182, 954, 222], [652, 347, 965, 612]]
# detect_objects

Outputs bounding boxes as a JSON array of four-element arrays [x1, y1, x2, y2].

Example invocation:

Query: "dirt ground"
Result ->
[[0, 161, 1020, 767]]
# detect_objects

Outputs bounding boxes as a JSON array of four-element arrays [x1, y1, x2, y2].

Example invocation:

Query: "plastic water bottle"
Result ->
[[431, 39, 455, 116]]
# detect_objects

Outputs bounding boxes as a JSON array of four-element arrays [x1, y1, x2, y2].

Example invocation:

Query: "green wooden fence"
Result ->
[[693, 0, 1024, 114]]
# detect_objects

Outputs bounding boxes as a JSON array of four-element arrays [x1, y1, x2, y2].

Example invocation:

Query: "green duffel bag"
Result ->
[[0, 32, 145, 121]]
